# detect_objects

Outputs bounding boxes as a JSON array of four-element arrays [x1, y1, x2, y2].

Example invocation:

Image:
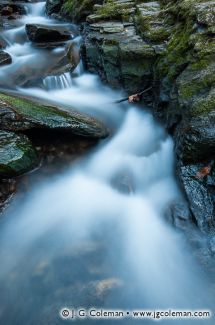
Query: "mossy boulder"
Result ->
[[0, 130, 38, 178], [58, 0, 103, 23], [0, 92, 109, 138]]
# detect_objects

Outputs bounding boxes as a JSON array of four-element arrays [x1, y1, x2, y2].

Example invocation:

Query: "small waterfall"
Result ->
[[25, 2, 45, 17], [43, 72, 73, 90]]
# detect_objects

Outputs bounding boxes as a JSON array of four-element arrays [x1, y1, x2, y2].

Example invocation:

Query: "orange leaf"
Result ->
[[196, 166, 211, 179]]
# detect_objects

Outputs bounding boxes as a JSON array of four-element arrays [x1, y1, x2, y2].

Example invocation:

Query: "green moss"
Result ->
[[0, 92, 108, 138], [0, 130, 38, 178], [62, 0, 100, 22], [155, 21, 193, 80], [96, 0, 132, 20], [190, 59, 211, 71], [63, 0, 74, 13], [190, 91, 215, 116], [0, 93, 78, 127], [97, 0, 118, 17]]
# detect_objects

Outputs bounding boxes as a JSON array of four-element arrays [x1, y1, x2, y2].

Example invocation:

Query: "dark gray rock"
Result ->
[[165, 199, 192, 230], [0, 3, 26, 16], [26, 24, 72, 43], [83, 22, 156, 93], [178, 163, 215, 233], [176, 111, 215, 164], [0, 50, 12, 66], [46, 0, 64, 16]]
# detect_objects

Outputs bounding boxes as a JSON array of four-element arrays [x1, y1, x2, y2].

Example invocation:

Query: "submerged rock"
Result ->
[[0, 130, 38, 178], [26, 24, 72, 43], [0, 3, 26, 17], [0, 50, 12, 66], [0, 41, 79, 88], [0, 92, 109, 138]]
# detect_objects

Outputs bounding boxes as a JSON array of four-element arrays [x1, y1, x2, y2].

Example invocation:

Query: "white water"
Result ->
[[43, 71, 73, 89], [0, 2, 213, 324]]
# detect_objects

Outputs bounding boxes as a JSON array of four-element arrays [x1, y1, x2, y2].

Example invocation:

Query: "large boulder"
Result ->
[[0, 92, 109, 138], [0, 130, 38, 178], [25, 24, 72, 43]]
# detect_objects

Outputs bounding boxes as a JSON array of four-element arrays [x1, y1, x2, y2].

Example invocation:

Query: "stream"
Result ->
[[0, 2, 214, 324]]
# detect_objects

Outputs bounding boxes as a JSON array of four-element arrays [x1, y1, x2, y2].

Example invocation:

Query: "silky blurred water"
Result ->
[[0, 2, 213, 324]]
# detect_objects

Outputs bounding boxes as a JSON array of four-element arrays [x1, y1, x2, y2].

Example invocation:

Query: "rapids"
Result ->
[[0, 1, 213, 324]]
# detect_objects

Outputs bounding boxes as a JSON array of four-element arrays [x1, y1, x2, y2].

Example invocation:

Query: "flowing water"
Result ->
[[0, 2, 214, 324]]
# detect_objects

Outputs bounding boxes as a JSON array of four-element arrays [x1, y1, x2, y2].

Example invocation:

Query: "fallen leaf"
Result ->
[[128, 93, 141, 103], [196, 166, 211, 179]]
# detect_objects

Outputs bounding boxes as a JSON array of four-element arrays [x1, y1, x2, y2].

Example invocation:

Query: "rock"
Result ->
[[47, 41, 80, 75], [0, 92, 109, 138], [0, 130, 38, 178], [136, 1, 172, 43], [165, 199, 192, 230], [25, 24, 72, 43], [0, 179, 16, 213], [151, 0, 215, 232], [46, 0, 104, 23], [0, 41, 79, 88], [1, 6, 13, 16], [0, 3, 26, 16], [0, 50, 12, 66], [84, 21, 156, 92], [86, 278, 123, 301], [178, 163, 215, 233], [176, 111, 215, 163], [46, 0, 64, 16]]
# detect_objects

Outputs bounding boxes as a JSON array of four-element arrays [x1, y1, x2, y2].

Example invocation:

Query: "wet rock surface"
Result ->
[[0, 130, 38, 178], [26, 23, 72, 43], [178, 162, 215, 232], [0, 92, 109, 138], [0, 2, 26, 17], [0, 50, 12, 66], [0, 42, 80, 88]]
